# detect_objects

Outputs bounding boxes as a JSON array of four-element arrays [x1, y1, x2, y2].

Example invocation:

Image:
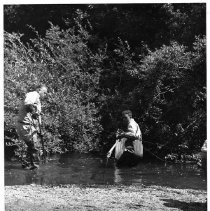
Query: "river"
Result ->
[[5, 153, 207, 190]]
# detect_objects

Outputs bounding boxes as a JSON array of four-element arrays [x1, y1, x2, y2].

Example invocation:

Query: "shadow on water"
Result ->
[[162, 199, 207, 211], [4, 153, 207, 191]]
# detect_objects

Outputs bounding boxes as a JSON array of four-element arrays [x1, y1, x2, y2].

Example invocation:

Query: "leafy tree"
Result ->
[[4, 4, 206, 161], [133, 37, 206, 156], [4, 22, 105, 158]]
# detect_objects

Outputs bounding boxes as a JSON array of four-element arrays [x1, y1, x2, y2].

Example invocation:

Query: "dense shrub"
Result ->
[[99, 36, 206, 158], [4, 8, 206, 161], [4, 22, 105, 157], [133, 37, 206, 156]]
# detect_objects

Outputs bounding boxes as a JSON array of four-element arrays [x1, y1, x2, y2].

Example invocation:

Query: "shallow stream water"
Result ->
[[5, 153, 206, 190]]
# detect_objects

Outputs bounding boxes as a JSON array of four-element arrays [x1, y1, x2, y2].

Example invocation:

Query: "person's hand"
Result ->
[[116, 129, 123, 138], [32, 113, 39, 120], [38, 132, 43, 138], [117, 132, 125, 139], [116, 129, 123, 134], [107, 151, 112, 158]]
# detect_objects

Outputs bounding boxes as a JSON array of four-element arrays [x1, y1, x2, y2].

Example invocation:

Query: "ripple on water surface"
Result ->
[[4, 153, 207, 190]]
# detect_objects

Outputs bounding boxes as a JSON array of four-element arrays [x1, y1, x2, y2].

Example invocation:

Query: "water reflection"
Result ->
[[113, 167, 143, 185], [5, 154, 206, 190], [114, 168, 122, 183]]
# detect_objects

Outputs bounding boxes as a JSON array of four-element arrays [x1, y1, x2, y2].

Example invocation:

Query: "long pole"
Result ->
[[106, 142, 117, 166], [38, 118, 46, 163]]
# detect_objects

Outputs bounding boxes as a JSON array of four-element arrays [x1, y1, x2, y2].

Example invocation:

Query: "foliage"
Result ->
[[132, 37, 206, 156], [98, 36, 206, 158], [4, 4, 206, 160], [4, 22, 105, 157]]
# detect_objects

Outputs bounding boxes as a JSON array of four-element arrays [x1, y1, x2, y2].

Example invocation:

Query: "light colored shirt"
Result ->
[[126, 118, 142, 140], [24, 91, 41, 113], [201, 140, 207, 152], [18, 91, 41, 124]]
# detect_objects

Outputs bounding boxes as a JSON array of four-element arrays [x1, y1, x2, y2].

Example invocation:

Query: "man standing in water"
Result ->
[[16, 85, 48, 169], [107, 110, 143, 159]]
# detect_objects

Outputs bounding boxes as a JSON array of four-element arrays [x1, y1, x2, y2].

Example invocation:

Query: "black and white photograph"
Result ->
[[3, 2, 207, 210]]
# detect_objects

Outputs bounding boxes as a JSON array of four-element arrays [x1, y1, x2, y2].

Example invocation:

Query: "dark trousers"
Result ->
[[25, 136, 41, 166]]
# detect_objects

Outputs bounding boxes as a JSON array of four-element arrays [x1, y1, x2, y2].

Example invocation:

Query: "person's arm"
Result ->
[[122, 130, 136, 139], [118, 122, 141, 139], [33, 97, 42, 125], [35, 97, 42, 114], [117, 123, 138, 139], [31, 96, 42, 126], [25, 92, 42, 130]]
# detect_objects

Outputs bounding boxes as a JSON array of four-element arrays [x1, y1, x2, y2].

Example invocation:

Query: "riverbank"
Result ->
[[5, 184, 207, 211]]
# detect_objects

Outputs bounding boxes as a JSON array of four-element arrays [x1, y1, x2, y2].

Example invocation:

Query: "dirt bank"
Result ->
[[5, 184, 207, 211]]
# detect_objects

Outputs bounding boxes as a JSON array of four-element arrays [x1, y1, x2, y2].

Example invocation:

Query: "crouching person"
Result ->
[[107, 110, 143, 160]]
